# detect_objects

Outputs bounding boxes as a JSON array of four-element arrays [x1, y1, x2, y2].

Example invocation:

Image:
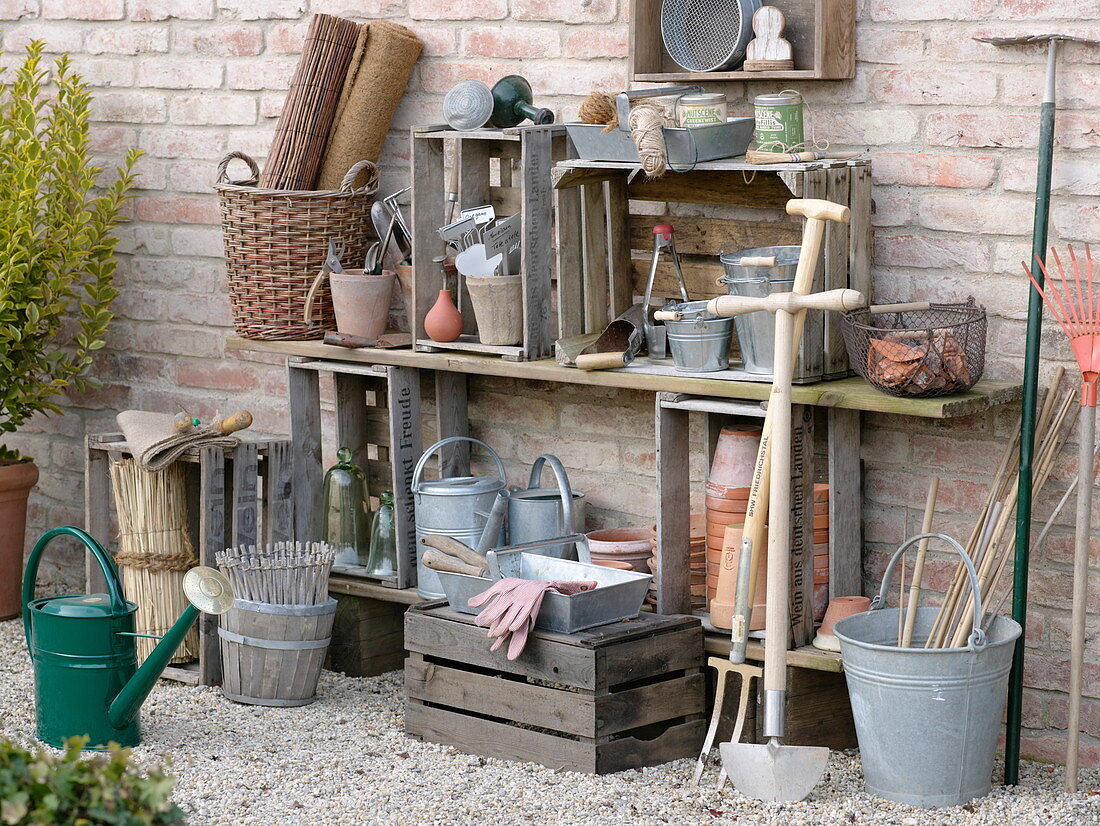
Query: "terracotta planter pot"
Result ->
[[813, 595, 871, 651], [707, 425, 762, 489], [466, 274, 523, 346], [330, 269, 395, 341], [814, 483, 830, 502], [704, 482, 751, 500], [586, 527, 653, 573], [706, 508, 746, 527], [814, 513, 829, 530], [593, 558, 634, 571], [814, 529, 829, 544], [705, 495, 749, 514], [0, 461, 38, 619], [814, 501, 829, 516]]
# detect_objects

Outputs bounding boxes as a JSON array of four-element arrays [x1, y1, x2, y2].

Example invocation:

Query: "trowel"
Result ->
[[556, 304, 645, 370]]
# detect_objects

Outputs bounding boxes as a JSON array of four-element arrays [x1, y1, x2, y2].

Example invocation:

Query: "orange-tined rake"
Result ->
[[1024, 244, 1096, 791]]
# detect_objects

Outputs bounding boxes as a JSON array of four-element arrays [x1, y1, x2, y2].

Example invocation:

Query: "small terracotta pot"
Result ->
[[813, 595, 871, 652], [814, 483, 830, 503], [0, 460, 39, 620], [330, 269, 395, 340], [587, 527, 654, 573], [424, 288, 464, 342], [706, 508, 746, 527], [705, 495, 749, 514], [594, 558, 634, 571], [814, 529, 829, 544], [814, 501, 829, 516], [708, 425, 762, 489], [466, 274, 523, 346]]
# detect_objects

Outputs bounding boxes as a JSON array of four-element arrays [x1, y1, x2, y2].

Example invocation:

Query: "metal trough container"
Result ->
[[433, 535, 652, 634]]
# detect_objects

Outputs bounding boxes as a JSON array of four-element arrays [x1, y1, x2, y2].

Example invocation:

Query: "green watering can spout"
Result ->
[[108, 567, 234, 729]]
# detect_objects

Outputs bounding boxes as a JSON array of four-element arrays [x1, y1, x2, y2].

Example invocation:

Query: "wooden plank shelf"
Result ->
[[230, 338, 1022, 420]]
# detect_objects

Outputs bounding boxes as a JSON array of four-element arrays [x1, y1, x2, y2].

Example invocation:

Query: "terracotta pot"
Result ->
[[814, 501, 829, 516], [705, 482, 751, 500], [814, 529, 829, 544], [706, 508, 746, 527], [586, 527, 653, 573], [813, 513, 829, 530], [708, 425, 762, 489], [813, 595, 871, 652], [705, 495, 749, 514], [424, 288, 464, 342], [594, 558, 634, 571], [466, 274, 523, 346], [813, 582, 830, 623], [0, 461, 38, 619], [814, 483, 830, 502], [330, 269, 395, 341]]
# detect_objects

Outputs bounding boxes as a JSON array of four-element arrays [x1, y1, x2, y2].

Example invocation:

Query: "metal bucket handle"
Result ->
[[22, 526, 127, 647], [872, 532, 987, 651], [411, 436, 506, 493], [487, 534, 593, 577], [525, 454, 576, 539]]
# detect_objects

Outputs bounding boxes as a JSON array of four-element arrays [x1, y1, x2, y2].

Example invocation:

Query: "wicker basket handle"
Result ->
[[340, 160, 380, 195], [217, 151, 260, 186]]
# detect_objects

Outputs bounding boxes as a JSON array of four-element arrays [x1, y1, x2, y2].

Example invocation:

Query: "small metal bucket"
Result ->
[[665, 313, 735, 373], [508, 454, 586, 558], [412, 437, 507, 599], [833, 533, 1022, 808], [720, 246, 799, 376]]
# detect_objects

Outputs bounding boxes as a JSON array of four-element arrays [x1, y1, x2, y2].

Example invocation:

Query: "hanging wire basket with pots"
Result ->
[[841, 299, 987, 398], [215, 151, 379, 341]]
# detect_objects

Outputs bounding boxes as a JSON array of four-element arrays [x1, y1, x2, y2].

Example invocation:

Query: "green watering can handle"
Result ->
[[22, 526, 126, 646]]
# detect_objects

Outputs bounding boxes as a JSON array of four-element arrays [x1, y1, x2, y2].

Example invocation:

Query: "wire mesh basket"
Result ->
[[842, 299, 987, 398]]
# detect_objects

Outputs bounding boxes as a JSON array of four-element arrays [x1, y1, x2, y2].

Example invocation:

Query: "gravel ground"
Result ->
[[2, 619, 1098, 826]]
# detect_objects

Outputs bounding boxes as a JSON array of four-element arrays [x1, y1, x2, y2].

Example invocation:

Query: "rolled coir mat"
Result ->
[[315, 20, 424, 189], [260, 13, 359, 191]]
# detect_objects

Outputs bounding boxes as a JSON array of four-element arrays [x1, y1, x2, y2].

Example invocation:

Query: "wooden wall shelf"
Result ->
[[630, 0, 855, 83]]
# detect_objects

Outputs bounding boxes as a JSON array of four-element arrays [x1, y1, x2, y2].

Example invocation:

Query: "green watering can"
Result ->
[[22, 526, 234, 750]]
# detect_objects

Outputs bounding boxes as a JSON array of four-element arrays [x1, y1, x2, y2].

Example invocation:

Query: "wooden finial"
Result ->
[[744, 6, 795, 72]]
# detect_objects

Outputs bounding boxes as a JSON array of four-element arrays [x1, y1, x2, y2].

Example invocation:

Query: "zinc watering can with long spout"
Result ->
[[22, 526, 234, 750]]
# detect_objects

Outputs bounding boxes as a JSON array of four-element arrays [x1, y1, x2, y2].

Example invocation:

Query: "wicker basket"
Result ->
[[215, 151, 379, 341]]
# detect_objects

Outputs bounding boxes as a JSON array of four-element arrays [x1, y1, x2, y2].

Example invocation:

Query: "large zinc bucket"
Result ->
[[218, 598, 337, 707], [833, 533, 1022, 808], [508, 454, 586, 559], [412, 437, 507, 598], [665, 313, 735, 372]]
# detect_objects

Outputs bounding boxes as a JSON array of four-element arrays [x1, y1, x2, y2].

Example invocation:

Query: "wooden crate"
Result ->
[[630, 0, 855, 82], [287, 358, 422, 590], [411, 125, 570, 361], [553, 157, 872, 383], [404, 602, 706, 774], [85, 431, 293, 686], [655, 392, 862, 648]]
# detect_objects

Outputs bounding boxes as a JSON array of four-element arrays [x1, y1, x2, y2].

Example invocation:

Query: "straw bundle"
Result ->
[[260, 14, 359, 191], [216, 542, 335, 606], [109, 459, 198, 664]]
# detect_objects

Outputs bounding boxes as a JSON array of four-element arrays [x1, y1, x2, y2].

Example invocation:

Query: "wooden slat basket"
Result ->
[[218, 598, 337, 706], [215, 150, 379, 341]]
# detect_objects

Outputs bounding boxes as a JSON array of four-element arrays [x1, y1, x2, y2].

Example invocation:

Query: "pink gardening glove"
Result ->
[[469, 579, 599, 660]]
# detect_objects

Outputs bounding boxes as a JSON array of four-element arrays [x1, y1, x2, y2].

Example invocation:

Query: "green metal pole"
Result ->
[[1005, 39, 1058, 786]]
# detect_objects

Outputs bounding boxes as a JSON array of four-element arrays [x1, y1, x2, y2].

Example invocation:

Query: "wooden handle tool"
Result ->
[[422, 547, 486, 577], [575, 351, 630, 371], [421, 535, 489, 575], [214, 411, 252, 436], [708, 288, 865, 318], [325, 331, 379, 348]]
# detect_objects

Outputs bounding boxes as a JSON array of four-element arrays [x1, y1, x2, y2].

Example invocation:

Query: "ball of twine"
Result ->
[[628, 100, 670, 179], [578, 91, 618, 132]]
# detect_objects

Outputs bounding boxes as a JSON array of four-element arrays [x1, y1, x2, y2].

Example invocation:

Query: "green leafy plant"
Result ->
[[0, 40, 139, 462], [0, 736, 187, 825]]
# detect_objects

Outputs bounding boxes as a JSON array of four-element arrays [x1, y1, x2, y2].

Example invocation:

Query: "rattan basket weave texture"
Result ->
[[215, 150, 378, 341]]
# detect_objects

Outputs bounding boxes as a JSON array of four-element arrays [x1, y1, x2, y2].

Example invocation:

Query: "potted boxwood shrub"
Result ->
[[0, 736, 187, 824], [0, 41, 138, 618]]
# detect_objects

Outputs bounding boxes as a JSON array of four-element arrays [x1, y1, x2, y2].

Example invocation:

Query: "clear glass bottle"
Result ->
[[319, 447, 371, 567], [366, 489, 397, 577]]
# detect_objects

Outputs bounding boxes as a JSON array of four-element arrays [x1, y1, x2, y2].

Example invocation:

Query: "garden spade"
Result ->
[[708, 286, 864, 802]]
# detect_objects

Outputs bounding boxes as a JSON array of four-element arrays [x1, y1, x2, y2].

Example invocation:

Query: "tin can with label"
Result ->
[[754, 91, 804, 149], [675, 93, 728, 128]]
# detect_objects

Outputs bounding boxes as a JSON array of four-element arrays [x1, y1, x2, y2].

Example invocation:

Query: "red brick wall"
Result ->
[[3, 0, 1098, 765]]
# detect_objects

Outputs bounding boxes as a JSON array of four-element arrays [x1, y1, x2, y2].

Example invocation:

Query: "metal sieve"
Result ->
[[661, 0, 762, 72]]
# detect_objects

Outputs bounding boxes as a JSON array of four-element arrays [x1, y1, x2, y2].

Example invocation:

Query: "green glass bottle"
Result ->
[[319, 447, 371, 567], [366, 490, 397, 577]]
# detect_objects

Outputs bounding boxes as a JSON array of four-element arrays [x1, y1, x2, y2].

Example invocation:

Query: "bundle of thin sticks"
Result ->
[[259, 13, 359, 190], [216, 542, 335, 606], [109, 458, 198, 663], [917, 366, 1075, 648]]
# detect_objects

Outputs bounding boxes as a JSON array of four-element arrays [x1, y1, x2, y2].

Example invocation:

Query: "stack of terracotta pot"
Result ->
[[645, 514, 706, 609], [813, 484, 829, 622], [706, 425, 766, 628], [587, 527, 653, 572]]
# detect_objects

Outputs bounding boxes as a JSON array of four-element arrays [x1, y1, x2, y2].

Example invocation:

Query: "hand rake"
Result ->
[[1024, 244, 1097, 792]]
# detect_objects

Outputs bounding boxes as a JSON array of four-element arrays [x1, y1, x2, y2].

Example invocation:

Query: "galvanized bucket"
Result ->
[[412, 436, 507, 599], [720, 246, 800, 377], [508, 454, 586, 558], [833, 533, 1022, 808], [665, 313, 735, 372]]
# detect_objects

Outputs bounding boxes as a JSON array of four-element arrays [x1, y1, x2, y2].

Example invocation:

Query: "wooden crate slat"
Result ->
[[824, 164, 852, 378], [199, 446, 225, 686], [789, 403, 814, 647], [627, 215, 802, 258], [607, 176, 633, 319], [595, 671, 706, 736], [627, 170, 794, 209], [655, 403, 691, 615], [581, 182, 609, 333], [595, 624, 704, 689], [335, 372, 373, 490], [231, 442, 259, 549], [288, 362, 323, 541], [555, 185, 585, 340], [594, 718, 706, 774], [827, 407, 862, 598]]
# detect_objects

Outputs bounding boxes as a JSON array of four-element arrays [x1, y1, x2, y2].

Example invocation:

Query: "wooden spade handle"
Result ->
[[421, 535, 488, 574], [422, 547, 485, 577], [786, 198, 850, 224], [708, 288, 865, 318], [738, 255, 777, 266], [575, 351, 628, 370], [215, 411, 252, 435]]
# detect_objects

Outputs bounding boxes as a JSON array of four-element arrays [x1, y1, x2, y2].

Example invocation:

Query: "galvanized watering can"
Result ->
[[508, 454, 586, 558], [412, 437, 507, 599], [22, 526, 234, 750]]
